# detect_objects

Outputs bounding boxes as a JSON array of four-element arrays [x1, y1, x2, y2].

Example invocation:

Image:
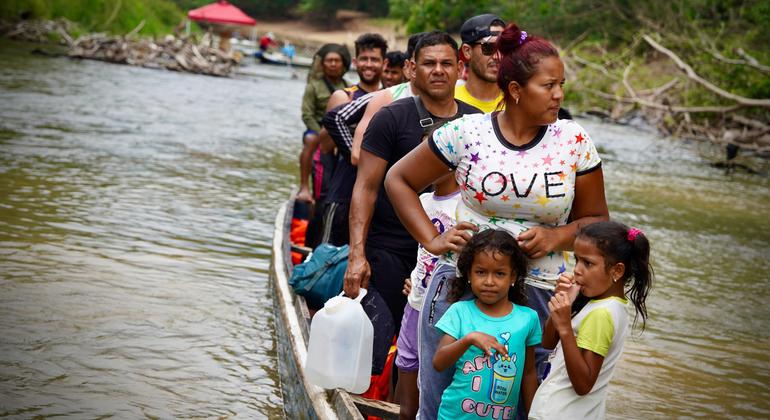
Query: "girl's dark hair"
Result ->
[[577, 221, 654, 328], [495, 23, 559, 102], [449, 229, 528, 305]]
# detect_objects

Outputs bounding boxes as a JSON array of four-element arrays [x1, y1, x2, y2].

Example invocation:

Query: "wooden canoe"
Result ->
[[270, 196, 399, 419]]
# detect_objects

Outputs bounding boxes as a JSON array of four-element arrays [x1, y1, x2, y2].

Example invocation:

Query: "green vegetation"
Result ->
[[0, 0, 186, 36], [390, 0, 769, 142]]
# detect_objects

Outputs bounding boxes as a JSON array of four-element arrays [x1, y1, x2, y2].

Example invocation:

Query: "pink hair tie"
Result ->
[[627, 228, 642, 241]]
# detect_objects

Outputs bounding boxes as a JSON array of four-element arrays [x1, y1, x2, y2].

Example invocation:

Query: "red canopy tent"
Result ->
[[188, 0, 256, 26], [187, 1, 256, 51]]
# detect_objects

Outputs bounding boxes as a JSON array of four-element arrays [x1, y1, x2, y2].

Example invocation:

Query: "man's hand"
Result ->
[[296, 187, 315, 204], [343, 252, 370, 298]]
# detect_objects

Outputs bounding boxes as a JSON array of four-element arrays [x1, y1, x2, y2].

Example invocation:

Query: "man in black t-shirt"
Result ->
[[342, 32, 482, 378]]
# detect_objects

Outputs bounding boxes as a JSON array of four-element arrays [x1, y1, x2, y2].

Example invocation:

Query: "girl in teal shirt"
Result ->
[[433, 229, 541, 419]]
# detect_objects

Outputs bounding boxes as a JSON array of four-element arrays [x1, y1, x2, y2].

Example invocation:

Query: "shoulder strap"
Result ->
[[412, 96, 434, 131], [322, 77, 337, 95], [413, 96, 465, 135]]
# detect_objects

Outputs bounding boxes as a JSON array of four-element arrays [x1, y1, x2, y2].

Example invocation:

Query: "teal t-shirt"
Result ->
[[435, 300, 541, 419]]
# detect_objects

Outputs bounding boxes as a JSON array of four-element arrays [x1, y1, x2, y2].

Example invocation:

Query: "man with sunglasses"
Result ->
[[456, 14, 507, 113]]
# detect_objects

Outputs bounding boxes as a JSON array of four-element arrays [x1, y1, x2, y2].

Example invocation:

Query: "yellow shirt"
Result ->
[[454, 83, 504, 113]]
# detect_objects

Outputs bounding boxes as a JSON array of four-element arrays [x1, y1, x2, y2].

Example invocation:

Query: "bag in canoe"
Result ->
[[289, 243, 348, 309]]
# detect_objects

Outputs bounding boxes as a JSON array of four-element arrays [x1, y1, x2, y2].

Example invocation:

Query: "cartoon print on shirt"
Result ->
[[489, 332, 516, 404]]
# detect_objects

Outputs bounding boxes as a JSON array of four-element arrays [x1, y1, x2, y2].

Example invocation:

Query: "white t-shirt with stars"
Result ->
[[428, 113, 601, 284]]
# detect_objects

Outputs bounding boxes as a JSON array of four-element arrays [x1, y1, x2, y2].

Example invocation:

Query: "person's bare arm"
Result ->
[[433, 332, 507, 372], [351, 90, 392, 165], [521, 346, 539, 414], [343, 150, 388, 298], [548, 292, 605, 395], [384, 141, 476, 255]]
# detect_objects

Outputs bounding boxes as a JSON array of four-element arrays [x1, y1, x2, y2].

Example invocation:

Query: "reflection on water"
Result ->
[[0, 40, 295, 418], [1, 39, 769, 418]]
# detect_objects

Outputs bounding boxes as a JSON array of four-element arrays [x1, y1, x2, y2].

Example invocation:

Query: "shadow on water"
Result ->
[[0, 39, 768, 418]]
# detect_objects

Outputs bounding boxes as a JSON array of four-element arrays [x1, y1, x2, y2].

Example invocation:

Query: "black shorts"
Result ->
[[366, 246, 415, 333], [363, 246, 415, 374]]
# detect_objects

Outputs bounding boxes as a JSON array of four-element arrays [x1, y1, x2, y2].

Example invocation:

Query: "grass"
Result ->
[[0, 0, 187, 36]]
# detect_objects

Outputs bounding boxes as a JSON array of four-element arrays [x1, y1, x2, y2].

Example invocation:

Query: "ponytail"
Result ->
[[577, 221, 654, 329], [625, 228, 653, 328]]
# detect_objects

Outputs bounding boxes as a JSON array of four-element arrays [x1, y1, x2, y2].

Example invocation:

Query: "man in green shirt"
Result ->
[[297, 44, 351, 246]]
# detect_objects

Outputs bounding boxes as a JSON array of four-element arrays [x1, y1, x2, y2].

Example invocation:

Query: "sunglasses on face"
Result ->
[[473, 42, 496, 56]]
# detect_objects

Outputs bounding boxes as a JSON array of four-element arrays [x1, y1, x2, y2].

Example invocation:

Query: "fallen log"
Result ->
[[2, 18, 240, 77]]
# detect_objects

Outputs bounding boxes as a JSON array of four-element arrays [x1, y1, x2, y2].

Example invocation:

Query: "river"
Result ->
[[0, 40, 768, 419]]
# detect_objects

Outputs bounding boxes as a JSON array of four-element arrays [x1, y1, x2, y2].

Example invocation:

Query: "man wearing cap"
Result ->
[[455, 14, 507, 113]]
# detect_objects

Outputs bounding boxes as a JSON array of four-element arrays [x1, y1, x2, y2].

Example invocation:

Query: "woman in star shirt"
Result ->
[[384, 23, 609, 419]]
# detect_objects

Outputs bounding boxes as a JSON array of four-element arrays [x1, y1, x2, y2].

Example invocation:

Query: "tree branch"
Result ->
[[736, 48, 770, 73], [642, 34, 770, 107], [586, 88, 743, 113]]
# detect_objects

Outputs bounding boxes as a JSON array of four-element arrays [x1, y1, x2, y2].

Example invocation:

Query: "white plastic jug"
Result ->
[[305, 289, 373, 394]]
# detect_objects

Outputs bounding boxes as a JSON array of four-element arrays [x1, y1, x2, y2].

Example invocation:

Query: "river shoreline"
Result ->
[[2, 17, 768, 171]]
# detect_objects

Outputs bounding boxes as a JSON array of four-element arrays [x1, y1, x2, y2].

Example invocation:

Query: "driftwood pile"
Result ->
[[1, 19, 239, 77], [563, 32, 770, 155], [0, 19, 75, 43], [67, 32, 239, 77]]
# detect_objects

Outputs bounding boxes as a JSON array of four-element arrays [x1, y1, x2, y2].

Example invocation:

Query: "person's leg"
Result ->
[[395, 305, 420, 419], [298, 131, 319, 203], [514, 284, 555, 420], [416, 263, 471, 420], [305, 199, 325, 249], [361, 286, 395, 376], [525, 284, 554, 380], [328, 201, 350, 246], [367, 247, 414, 334], [364, 248, 396, 376]]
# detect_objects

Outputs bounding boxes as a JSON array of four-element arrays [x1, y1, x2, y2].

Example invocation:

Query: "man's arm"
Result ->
[[343, 149, 388, 298], [318, 90, 351, 153], [351, 89, 393, 165], [322, 94, 372, 160]]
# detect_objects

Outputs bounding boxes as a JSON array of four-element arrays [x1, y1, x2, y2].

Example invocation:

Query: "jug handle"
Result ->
[[339, 288, 367, 303]]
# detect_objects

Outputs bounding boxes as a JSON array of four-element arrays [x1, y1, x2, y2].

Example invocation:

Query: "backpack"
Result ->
[[288, 243, 349, 310]]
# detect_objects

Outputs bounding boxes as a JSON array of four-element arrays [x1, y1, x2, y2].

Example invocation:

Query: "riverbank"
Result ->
[[2, 14, 768, 163], [256, 17, 406, 50]]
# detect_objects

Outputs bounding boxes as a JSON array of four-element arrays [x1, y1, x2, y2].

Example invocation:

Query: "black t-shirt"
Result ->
[[361, 97, 482, 255]]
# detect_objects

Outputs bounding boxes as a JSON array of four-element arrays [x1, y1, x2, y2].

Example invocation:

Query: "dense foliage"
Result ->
[[0, 0, 184, 35]]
